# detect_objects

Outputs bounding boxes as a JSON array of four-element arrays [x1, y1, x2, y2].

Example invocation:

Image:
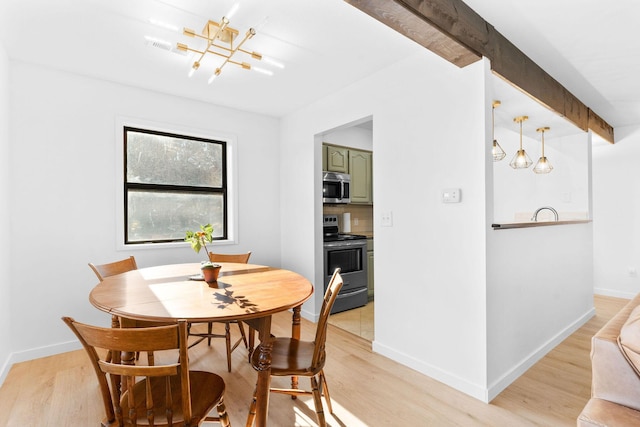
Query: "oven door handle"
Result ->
[[323, 240, 366, 248], [335, 287, 368, 299]]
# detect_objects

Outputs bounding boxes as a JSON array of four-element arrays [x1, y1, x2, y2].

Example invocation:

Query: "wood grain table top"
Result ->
[[89, 262, 314, 323]]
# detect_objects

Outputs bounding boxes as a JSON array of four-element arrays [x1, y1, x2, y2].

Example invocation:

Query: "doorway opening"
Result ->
[[319, 117, 374, 341]]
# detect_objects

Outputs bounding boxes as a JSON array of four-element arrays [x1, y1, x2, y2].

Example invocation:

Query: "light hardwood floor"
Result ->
[[0, 295, 628, 426], [328, 300, 374, 341]]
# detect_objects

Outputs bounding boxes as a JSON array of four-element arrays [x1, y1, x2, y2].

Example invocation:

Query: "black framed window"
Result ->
[[124, 126, 227, 244]]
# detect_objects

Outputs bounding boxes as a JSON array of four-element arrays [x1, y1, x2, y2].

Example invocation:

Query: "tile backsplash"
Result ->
[[323, 204, 373, 234]]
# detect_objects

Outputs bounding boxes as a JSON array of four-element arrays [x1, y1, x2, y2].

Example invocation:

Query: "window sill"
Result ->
[[118, 239, 236, 251]]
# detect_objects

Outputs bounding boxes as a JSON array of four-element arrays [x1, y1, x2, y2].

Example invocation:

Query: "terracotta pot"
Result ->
[[201, 264, 221, 285]]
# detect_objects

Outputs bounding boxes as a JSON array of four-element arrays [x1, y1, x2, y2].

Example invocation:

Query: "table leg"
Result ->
[[251, 316, 273, 427], [114, 317, 136, 403], [291, 306, 302, 393], [118, 317, 137, 366], [292, 305, 302, 339]]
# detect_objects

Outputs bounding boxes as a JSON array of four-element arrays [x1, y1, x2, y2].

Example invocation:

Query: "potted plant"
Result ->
[[185, 224, 221, 284]]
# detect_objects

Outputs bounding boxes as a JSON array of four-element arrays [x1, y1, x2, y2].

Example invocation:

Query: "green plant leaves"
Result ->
[[184, 223, 214, 254]]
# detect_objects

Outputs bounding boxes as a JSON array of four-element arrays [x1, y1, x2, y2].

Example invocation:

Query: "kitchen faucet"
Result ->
[[531, 206, 559, 222]]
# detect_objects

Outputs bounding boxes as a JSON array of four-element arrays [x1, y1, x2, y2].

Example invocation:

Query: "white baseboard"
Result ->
[[594, 287, 636, 300], [485, 306, 595, 401], [372, 340, 488, 402], [372, 306, 596, 403], [0, 340, 81, 387], [301, 307, 319, 323]]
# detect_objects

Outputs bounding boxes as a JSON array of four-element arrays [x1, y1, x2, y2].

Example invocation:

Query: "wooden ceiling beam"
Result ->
[[344, 0, 615, 143], [588, 109, 615, 143], [343, 0, 481, 67]]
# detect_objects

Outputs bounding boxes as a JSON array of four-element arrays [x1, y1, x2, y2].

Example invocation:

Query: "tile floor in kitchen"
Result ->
[[327, 300, 374, 341]]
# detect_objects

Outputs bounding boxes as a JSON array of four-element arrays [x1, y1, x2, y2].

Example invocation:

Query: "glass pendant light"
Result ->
[[533, 126, 553, 174], [492, 100, 506, 161], [509, 115, 533, 169]]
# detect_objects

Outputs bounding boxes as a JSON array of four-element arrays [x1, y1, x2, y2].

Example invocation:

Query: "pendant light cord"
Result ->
[[519, 120, 523, 150]]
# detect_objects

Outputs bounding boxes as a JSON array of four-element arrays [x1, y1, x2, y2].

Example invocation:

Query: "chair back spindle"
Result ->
[[312, 268, 343, 369]]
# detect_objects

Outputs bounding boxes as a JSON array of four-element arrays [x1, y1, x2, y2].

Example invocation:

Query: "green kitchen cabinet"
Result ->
[[325, 145, 349, 173], [323, 143, 373, 204], [349, 149, 373, 204]]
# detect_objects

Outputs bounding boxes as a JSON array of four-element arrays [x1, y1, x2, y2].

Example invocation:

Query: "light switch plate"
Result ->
[[442, 188, 461, 203], [381, 211, 393, 227]]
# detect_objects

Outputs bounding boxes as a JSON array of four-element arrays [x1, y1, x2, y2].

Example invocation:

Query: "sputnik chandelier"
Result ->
[[176, 10, 276, 84]]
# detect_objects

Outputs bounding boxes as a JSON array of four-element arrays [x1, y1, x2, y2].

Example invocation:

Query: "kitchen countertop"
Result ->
[[492, 219, 591, 230]]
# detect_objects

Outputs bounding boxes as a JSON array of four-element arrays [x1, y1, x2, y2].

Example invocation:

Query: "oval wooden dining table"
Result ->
[[89, 262, 314, 427]]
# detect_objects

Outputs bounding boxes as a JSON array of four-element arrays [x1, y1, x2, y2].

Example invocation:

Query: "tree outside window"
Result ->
[[124, 127, 227, 244]]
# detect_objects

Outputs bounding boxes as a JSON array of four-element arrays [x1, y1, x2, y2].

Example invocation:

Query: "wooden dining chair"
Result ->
[[62, 317, 231, 427], [187, 251, 252, 372], [89, 256, 143, 331], [89, 255, 138, 284], [89, 256, 170, 364], [245, 268, 343, 427]]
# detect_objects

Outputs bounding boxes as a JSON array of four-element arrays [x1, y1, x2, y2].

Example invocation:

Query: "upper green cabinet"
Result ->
[[323, 143, 372, 205], [349, 149, 372, 204], [326, 145, 349, 173]]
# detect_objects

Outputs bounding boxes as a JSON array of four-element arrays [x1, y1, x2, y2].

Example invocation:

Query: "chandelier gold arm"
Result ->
[[213, 28, 257, 75], [177, 14, 274, 80]]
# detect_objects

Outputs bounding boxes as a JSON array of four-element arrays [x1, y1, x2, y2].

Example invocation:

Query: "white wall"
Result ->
[[486, 79, 594, 400], [282, 52, 490, 399], [373, 58, 490, 399], [593, 125, 640, 298], [5, 62, 281, 365], [0, 42, 11, 383], [486, 223, 594, 399], [282, 53, 594, 402]]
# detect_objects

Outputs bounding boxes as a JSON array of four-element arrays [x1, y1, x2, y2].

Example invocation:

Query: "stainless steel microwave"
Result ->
[[322, 171, 351, 204]]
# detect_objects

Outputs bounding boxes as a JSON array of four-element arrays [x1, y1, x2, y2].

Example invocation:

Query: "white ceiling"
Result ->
[[1, 0, 639, 137], [0, 0, 425, 117]]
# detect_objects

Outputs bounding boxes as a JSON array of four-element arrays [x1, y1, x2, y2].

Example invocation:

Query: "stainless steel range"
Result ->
[[323, 215, 368, 314]]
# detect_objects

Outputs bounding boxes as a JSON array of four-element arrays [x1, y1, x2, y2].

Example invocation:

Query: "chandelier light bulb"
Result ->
[[511, 150, 532, 168], [207, 68, 222, 84], [263, 55, 285, 69], [493, 140, 506, 161], [253, 66, 274, 76], [533, 127, 553, 174], [509, 116, 532, 169], [226, 3, 240, 20], [533, 157, 553, 174]]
